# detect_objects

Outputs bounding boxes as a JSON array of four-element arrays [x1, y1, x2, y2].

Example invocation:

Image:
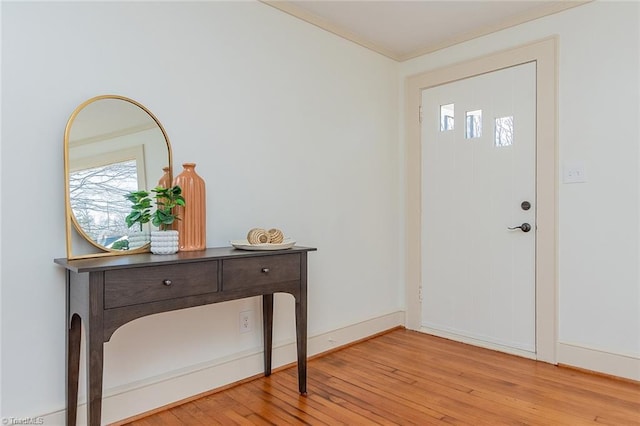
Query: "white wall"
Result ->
[[0, 1, 401, 421], [400, 0, 640, 373], [2, 0, 638, 422]]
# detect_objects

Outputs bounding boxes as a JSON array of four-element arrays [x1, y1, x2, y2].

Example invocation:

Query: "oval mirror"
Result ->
[[64, 95, 172, 259]]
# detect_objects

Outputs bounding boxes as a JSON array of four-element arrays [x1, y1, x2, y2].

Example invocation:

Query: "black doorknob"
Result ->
[[508, 223, 531, 232]]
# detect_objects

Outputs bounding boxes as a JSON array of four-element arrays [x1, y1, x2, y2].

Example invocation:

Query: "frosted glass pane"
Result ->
[[495, 116, 514, 147], [440, 103, 454, 131], [465, 110, 482, 139]]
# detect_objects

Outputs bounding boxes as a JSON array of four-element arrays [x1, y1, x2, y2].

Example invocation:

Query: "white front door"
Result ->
[[421, 62, 536, 354]]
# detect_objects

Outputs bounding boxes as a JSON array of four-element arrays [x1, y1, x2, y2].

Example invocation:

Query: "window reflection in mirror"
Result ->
[[69, 159, 139, 249]]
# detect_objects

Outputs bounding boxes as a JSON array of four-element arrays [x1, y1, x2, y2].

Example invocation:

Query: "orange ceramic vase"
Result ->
[[173, 163, 206, 251], [157, 166, 171, 188]]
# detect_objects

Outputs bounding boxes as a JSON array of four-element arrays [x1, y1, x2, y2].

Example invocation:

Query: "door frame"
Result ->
[[405, 37, 558, 363]]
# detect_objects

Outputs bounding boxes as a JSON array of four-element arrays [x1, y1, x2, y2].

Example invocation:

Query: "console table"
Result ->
[[55, 246, 316, 426]]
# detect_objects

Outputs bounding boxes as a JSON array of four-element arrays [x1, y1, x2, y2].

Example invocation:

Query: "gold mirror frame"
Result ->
[[64, 95, 173, 260]]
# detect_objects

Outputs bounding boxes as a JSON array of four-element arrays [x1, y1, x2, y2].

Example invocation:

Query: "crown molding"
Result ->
[[261, 0, 402, 61], [261, 0, 592, 62], [398, 1, 591, 61]]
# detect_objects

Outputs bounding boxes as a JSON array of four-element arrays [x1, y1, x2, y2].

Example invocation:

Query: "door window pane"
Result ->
[[440, 104, 454, 131], [495, 116, 514, 147], [465, 110, 482, 139]]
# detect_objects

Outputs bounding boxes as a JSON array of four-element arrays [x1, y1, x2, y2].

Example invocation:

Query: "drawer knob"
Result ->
[[163, 279, 172, 286], [261, 268, 270, 273]]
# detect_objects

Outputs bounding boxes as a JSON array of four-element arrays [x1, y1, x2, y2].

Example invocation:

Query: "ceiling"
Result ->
[[263, 0, 589, 61]]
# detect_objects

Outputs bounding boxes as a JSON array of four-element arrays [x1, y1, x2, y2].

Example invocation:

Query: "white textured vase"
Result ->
[[127, 230, 150, 250], [150, 230, 179, 255]]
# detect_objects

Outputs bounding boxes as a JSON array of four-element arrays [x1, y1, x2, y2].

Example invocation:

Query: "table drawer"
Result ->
[[223, 254, 300, 291], [104, 261, 218, 309]]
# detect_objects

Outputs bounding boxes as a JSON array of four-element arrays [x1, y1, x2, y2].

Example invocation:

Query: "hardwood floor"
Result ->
[[120, 329, 640, 425]]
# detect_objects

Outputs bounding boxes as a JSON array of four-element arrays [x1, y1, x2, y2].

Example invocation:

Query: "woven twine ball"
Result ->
[[268, 228, 284, 244], [247, 228, 270, 244]]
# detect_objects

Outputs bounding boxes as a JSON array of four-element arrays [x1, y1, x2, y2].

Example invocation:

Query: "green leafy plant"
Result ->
[[125, 185, 186, 231]]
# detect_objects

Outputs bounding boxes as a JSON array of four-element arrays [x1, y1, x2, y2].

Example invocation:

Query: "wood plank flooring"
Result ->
[[120, 329, 640, 425]]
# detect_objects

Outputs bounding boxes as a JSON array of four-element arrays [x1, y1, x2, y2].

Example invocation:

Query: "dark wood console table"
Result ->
[[55, 246, 316, 426]]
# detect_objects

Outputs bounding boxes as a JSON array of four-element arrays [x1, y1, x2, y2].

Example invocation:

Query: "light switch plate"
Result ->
[[563, 161, 587, 183]]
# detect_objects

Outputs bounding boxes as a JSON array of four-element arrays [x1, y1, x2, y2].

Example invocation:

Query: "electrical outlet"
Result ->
[[239, 310, 253, 334]]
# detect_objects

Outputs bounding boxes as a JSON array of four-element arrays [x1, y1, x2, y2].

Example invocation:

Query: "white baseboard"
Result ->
[[40, 310, 405, 425], [557, 341, 640, 381], [417, 329, 639, 382]]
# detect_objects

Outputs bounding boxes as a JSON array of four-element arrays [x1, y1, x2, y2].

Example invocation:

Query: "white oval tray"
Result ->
[[230, 238, 295, 251]]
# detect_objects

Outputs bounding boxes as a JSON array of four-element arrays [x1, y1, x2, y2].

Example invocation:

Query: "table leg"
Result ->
[[262, 294, 274, 376], [86, 327, 104, 426], [66, 314, 81, 426], [295, 292, 308, 395], [296, 252, 309, 395]]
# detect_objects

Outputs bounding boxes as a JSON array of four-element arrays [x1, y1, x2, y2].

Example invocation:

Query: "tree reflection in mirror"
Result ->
[[69, 159, 138, 249]]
